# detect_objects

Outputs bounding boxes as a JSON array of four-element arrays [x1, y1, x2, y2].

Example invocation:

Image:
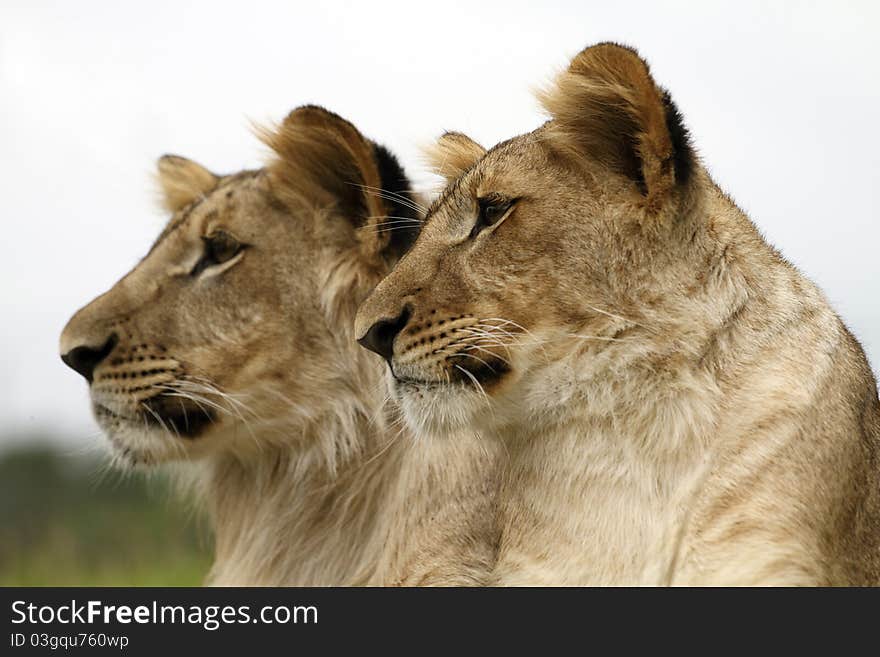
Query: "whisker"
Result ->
[[365, 215, 424, 224], [153, 385, 230, 419], [453, 364, 492, 410], [171, 380, 263, 449], [140, 401, 176, 442], [459, 343, 511, 366], [177, 377, 261, 419], [442, 348, 497, 372], [455, 328, 515, 356], [581, 303, 655, 333], [348, 183, 427, 214], [479, 318, 552, 361]]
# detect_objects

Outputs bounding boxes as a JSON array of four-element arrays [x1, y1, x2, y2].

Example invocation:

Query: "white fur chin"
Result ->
[[101, 422, 179, 468], [396, 381, 487, 440], [98, 414, 224, 468]]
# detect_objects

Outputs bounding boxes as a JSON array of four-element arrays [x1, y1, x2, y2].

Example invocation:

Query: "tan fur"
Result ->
[[156, 155, 219, 212], [60, 107, 498, 586], [423, 132, 487, 182], [356, 43, 880, 586]]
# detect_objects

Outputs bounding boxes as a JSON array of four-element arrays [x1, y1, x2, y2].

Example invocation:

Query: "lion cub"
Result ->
[[356, 44, 880, 585], [60, 106, 498, 585]]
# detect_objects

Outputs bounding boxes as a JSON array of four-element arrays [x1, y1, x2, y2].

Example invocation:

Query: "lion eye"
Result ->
[[191, 230, 244, 276], [470, 196, 515, 239]]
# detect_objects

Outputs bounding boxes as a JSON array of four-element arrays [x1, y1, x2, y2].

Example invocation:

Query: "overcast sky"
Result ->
[[2, 1, 878, 449]]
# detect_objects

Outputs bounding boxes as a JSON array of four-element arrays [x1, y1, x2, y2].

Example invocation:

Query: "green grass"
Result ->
[[0, 442, 211, 586]]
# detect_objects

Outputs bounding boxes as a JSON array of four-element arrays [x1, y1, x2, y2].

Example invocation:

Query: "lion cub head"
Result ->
[[61, 106, 419, 466], [355, 43, 699, 436]]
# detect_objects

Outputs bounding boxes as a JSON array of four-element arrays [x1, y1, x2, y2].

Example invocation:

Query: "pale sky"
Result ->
[[2, 0, 878, 448]]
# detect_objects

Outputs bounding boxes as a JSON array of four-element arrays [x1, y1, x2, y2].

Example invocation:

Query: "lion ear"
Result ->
[[156, 155, 220, 212], [538, 42, 693, 209], [422, 132, 487, 182], [260, 105, 418, 259]]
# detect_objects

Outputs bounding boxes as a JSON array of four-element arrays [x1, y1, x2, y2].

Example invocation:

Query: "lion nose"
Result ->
[[357, 306, 411, 364], [61, 334, 118, 383]]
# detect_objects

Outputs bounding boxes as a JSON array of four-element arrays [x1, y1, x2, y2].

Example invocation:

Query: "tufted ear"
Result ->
[[422, 131, 487, 182], [260, 105, 420, 260], [538, 42, 693, 211], [156, 155, 220, 212]]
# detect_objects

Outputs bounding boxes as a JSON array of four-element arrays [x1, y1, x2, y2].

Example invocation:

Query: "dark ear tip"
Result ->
[[660, 89, 695, 186], [553, 44, 694, 193]]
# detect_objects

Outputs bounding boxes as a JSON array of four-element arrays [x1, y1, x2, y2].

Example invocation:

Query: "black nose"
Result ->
[[357, 306, 411, 363], [61, 334, 118, 383]]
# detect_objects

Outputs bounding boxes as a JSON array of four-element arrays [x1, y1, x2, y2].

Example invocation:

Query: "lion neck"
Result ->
[[203, 434, 399, 586], [491, 180, 755, 585], [201, 311, 401, 585]]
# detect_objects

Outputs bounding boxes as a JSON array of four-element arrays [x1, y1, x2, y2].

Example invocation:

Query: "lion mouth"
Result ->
[[393, 356, 510, 392], [94, 395, 215, 439], [141, 395, 215, 438], [392, 373, 444, 389], [447, 357, 510, 389]]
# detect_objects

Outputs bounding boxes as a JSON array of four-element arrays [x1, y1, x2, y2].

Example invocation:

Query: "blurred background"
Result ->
[[1, 0, 878, 585]]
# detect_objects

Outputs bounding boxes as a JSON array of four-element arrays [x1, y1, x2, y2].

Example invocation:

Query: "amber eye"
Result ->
[[470, 196, 515, 239], [191, 230, 244, 276]]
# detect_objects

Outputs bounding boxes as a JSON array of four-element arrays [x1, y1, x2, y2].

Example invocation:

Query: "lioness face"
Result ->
[[355, 44, 695, 436], [356, 136, 594, 434], [61, 107, 418, 466], [61, 168, 310, 464]]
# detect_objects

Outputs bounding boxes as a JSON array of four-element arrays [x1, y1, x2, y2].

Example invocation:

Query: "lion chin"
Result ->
[[392, 377, 487, 439], [94, 400, 219, 469]]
